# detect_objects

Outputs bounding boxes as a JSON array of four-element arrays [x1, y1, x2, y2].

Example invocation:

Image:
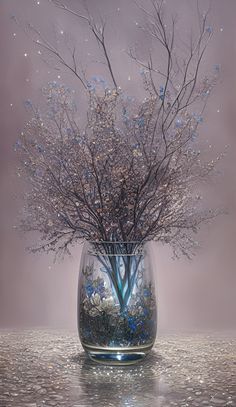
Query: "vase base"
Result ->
[[82, 342, 154, 365]]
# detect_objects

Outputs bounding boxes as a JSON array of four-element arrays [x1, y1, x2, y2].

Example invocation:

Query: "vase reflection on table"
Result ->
[[78, 241, 157, 365]]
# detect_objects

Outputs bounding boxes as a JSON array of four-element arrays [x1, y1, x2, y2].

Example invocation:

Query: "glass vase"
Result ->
[[77, 241, 157, 365]]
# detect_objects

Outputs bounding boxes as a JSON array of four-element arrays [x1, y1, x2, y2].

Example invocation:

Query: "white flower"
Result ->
[[83, 298, 90, 311], [101, 296, 114, 311], [89, 308, 100, 317], [90, 293, 101, 307]]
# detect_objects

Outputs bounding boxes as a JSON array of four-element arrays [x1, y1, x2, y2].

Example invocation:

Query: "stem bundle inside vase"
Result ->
[[91, 241, 143, 312], [78, 241, 157, 354]]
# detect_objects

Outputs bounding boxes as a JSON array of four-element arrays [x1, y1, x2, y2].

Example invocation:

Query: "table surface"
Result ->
[[0, 330, 235, 407]]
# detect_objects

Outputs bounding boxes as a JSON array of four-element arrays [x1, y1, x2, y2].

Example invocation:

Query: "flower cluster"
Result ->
[[80, 271, 156, 347], [82, 276, 119, 317], [85, 277, 106, 299], [83, 294, 118, 318]]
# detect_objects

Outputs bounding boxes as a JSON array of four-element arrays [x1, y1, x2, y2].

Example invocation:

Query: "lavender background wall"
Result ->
[[0, 0, 236, 331]]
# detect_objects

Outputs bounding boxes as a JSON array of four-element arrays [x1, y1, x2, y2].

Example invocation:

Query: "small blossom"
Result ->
[[175, 118, 183, 128], [206, 26, 213, 34]]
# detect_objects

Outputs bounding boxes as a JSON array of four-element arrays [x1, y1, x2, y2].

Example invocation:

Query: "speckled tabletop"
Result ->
[[0, 330, 235, 407]]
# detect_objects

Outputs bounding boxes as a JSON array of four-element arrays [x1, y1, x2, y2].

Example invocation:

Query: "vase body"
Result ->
[[77, 241, 157, 365]]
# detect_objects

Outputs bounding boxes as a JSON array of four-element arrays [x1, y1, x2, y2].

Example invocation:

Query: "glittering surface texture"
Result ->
[[0, 330, 235, 407]]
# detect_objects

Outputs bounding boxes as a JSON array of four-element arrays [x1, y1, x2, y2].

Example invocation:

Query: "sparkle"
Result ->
[[37, 1, 40, 4], [15, 4, 222, 262], [220, 27, 224, 32], [60, 30, 64, 35], [10, 103, 13, 107], [13, 33, 16, 38], [217, 109, 220, 113], [24, 53, 28, 57], [37, 50, 41, 55]]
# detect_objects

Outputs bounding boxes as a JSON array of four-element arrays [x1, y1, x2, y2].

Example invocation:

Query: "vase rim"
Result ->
[[88, 240, 145, 244]]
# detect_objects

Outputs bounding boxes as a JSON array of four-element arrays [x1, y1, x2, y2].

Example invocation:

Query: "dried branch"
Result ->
[[15, 0, 221, 259]]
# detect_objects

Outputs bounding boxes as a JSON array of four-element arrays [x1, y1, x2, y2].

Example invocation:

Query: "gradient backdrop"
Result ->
[[0, 0, 236, 331]]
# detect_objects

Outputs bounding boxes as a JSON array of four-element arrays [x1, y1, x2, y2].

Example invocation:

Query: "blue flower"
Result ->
[[24, 99, 33, 110], [132, 143, 140, 149], [193, 113, 203, 124], [66, 128, 73, 136], [91, 75, 102, 83], [49, 81, 58, 88], [86, 82, 95, 92], [36, 144, 44, 153], [35, 168, 44, 178], [159, 85, 165, 101], [137, 117, 145, 127], [85, 282, 94, 297], [191, 131, 198, 140], [14, 139, 22, 151], [142, 307, 149, 317], [213, 64, 220, 73], [143, 288, 151, 297], [128, 316, 137, 332], [175, 118, 183, 128], [96, 281, 105, 296], [202, 89, 210, 98], [123, 107, 128, 116], [89, 76, 108, 90], [122, 108, 130, 125], [84, 169, 91, 180], [72, 137, 80, 144], [206, 26, 213, 34]]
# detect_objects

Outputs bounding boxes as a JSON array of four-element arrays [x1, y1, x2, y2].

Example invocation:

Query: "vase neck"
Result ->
[[88, 241, 144, 256]]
